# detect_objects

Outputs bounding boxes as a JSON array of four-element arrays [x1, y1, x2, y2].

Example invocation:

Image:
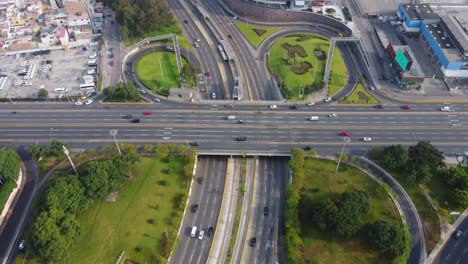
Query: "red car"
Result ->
[[206, 72, 211, 78], [401, 105, 412, 110], [143, 111, 153, 115], [340, 131, 350, 137]]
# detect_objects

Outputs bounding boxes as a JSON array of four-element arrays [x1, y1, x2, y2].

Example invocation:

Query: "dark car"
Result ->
[[236, 136, 247, 141], [264, 206, 269, 216], [207, 227, 214, 237], [190, 142, 199, 147], [191, 204, 199, 213], [374, 104, 383, 109], [250, 237, 257, 247], [131, 118, 140, 123], [122, 114, 133, 119], [197, 177, 203, 184], [289, 105, 297, 110], [184, 19, 188, 24], [237, 120, 244, 124], [303, 146, 311, 151]]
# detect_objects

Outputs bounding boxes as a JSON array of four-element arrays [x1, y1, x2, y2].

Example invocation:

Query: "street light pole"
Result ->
[[110, 129, 122, 155], [62, 146, 78, 175], [335, 137, 350, 174]]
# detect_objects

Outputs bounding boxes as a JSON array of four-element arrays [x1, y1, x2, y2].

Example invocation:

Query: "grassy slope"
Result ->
[[268, 34, 347, 100], [380, 164, 440, 253], [135, 51, 189, 94], [301, 159, 400, 264], [341, 83, 379, 104], [233, 21, 281, 47], [0, 182, 16, 212], [64, 156, 188, 263]]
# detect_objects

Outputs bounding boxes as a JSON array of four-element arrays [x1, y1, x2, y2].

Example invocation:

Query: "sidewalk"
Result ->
[[426, 208, 468, 264]]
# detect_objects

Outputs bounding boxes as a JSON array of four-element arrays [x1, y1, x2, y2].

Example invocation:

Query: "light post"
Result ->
[[335, 137, 350, 174], [110, 129, 122, 155], [49, 128, 53, 137], [62, 146, 78, 175]]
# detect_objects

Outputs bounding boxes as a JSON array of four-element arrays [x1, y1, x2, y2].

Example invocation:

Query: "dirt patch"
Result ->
[[357, 91, 369, 101], [290, 61, 313, 74], [282, 43, 307, 58], [252, 28, 266, 36], [106, 191, 119, 202]]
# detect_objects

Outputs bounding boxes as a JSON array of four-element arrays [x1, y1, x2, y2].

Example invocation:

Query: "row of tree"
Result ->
[[27, 143, 196, 261], [381, 141, 468, 207], [113, 0, 175, 41], [30, 139, 68, 160], [28, 153, 140, 261], [0, 148, 21, 210], [285, 148, 307, 264]]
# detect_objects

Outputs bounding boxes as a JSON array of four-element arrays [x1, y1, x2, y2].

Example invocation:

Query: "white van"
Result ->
[[190, 226, 197, 238], [54, 88, 67, 93], [310, 116, 319, 121], [226, 115, 236, 120]]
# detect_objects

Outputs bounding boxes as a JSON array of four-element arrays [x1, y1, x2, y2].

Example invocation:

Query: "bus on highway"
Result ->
[[217, 45, 228, 63]]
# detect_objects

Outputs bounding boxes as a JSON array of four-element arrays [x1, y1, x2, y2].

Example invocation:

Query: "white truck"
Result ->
[[190, 226, 197, 238]]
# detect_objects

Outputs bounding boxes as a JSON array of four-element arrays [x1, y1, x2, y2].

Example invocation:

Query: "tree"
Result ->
[[30, 144, 43, 160], [156, 144, 170, 159], [79, 161, 110, 200], [451, 189, 468, 208], [408, 141, 445, 170], [44, 139, 68, 157], [42, 175, 85, 213], [0, 148, 21, 182], [37, 89, 48, 99], [367, 221, 406, 257], [182, 63, 196, 85], [382, 144, 408, 169], [311, 199, 339, 232], [143, 144, 154, 153], [105, 82, 141, 102], [444, 167, 468, 190], [28, 210, 80, 261]]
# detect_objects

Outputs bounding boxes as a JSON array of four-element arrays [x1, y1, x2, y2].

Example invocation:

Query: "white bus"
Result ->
[[217, 45, 228, 62], [79, 83, 95, 90]]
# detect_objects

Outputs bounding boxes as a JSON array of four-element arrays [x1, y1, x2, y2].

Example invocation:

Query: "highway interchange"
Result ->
[[1, 0, 468, 264]]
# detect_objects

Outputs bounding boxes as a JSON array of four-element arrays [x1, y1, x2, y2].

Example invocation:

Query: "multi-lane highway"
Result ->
[[240, 157, 288, 264], [170, 156, 227, 264], [1, 103, 468, 155]]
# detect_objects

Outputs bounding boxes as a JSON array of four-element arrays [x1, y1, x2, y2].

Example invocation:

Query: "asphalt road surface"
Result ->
[[170, 156, 227, 264], [0, 147, 38, 264], [240, 157, 287, 264], [433, 217, 468, 264]]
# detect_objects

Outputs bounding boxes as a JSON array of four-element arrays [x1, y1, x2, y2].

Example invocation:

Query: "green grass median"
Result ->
[[233, 21, 281, 47], [341, 83, 379, 104]]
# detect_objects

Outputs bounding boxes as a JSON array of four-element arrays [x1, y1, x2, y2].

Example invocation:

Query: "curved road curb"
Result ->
[[356, 156, 426, 264]]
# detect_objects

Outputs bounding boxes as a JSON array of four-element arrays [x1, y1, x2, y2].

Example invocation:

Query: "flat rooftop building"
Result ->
[[397, 3, 468, 89]]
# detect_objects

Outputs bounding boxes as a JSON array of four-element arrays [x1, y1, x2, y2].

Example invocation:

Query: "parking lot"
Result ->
[[0, 47, 98, 100]]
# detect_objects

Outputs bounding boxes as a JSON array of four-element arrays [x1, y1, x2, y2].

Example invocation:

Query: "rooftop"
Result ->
[[63, 1, 89, 21], [403, 3, 440, 21], [392, 45, 426, 77], [431, 4, 468, 56], [426, 23, 465, 62]]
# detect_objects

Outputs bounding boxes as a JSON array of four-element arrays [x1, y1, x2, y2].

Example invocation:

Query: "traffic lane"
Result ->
[[170, 157, 209, 264], [3, 127, 468, 145], [170, 157, 227, 264], [2, 110, 467, 126], [0, 147, 38, 264], [275, 158, 288, 264], [168, 0, 225, 99], [434, 217, 468, 264], [240, 157, 261, 264], [253, 158, 276, 264], [191, 157, 226, 264]]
